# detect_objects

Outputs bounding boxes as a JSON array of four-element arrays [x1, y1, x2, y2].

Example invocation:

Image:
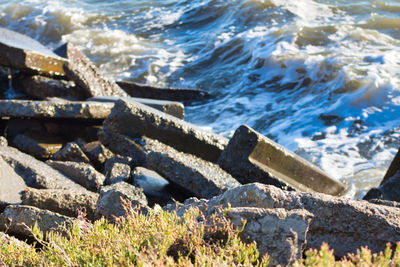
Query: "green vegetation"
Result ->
[[1, 200, 400, 266]]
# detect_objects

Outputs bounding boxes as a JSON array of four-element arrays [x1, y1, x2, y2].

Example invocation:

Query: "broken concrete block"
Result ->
[[0, 205, 90, 240], [94, 182, 148, 221], [12, 73, 86, 100], [117, 80, 210, 103], [0, 100, 113, 119], [381, 147, 400, 185], [364, 171, 400, 202], [52, 142, 91, 164], [103, 156, 132, 185], [100, 132, 240, 199], [82, 141, 114, 171], [218, 125, 346, 195], [0, 146, 86, 191], [47, 160, 106, 192], [0, 157, 27, 207], [21, 188, 98, 221], [55, 42, 128, 98], [225, 207, 312, 266], [0, 27, 67, 77], [12, 130, 64, 159], [88, 96, 185, 119], [102, 99, 228, 163]]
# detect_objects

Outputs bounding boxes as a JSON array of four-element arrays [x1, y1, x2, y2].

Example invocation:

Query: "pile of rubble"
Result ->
[[1, 27, 400, 265]]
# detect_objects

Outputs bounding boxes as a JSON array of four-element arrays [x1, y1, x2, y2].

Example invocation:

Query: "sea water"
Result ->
[[1, 0, 399, 198]]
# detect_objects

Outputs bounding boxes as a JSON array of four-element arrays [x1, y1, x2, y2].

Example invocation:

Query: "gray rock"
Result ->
[[0, 136, 8, 146], [0, 232, 30, 248], [12, 130, 64, 159], [218, 125, 346, 195], [95, 182, 148, 221], [55, 42, 128, 98], [104, 156, 132, 185], [364, 171, 400, 202], [21, 188, 98, 221], [82, 141, 114, 171], [0, 205, 90, 240], [102, 99, 227, 163], [225, 207, 313, 266], [100, 133, 240, 199], [0, 157, 27, 207], [0, 27, 67, 77], [52, 142, 91, 164], [0, 146, 86, 191], [0, 99, 113, 119], [47, 160, 105, 191]]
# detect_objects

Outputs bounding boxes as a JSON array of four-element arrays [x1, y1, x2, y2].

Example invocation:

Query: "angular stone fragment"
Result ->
[[12, 130, 64, 159], [12, 73, 86, 100], [218, 125, 346, 195], [0, 157, 27, 206], [0, 27, 67, 77], [99, 132, 240, 199], [55, 42, 128, 98], [103, 155, 132, 185], [89, 96, 185, 119], [0, 232, 30, 249], [82, 141, 114, 171], [0, 146, 86, 191], [47, 160, 105, 192], [117, 80, 210, 102], [21, 188, 98, 220], [0, 100, 113, 119], [102, 99, 228, 163], [95, 182, 148, 221], [0, 205, 90, 240], [225, 207, 312, 266], [381, 147, 400, 185], [52, 142, 91, 164], [364, 171, 400, 202]]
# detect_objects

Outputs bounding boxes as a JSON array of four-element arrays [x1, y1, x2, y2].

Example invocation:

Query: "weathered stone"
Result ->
[[0, 232, 30, 248], [52, 142, 91, 164], [0, 205, 90, 240], [381, 147, 400, 185], [225, 207, 312, 266], [0, 157, 27, 206], [89, 96, 185, 119], [12, 73, 86, 100], [95, 182, 148, 221], [47, 160, 105, 192], [218, 125, 346, 195], [0, 100, 113, 119], [0, 27, 67, 77], [55, 42, 128, 98], [21, 188, 98, 220], [100, 132, 240, 199], [82, 141, 114, 171], [0, 136, 8, 146], [0, 146, 86, 191], [364, 171, 400, 202], [12, 130, 64, 159], [117, 80, 210, 103], [102, 99, 228, 163], [204, 183, 400, 258], [104, 155, 132, 185]]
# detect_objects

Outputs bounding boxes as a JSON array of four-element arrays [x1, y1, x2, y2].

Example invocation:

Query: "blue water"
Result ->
[[1, 0, 400, 197]]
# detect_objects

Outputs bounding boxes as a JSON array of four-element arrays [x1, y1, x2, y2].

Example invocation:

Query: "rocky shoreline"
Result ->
[[0, 27, 400, 265]]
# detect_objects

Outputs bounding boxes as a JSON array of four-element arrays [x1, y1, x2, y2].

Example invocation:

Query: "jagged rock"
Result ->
[[0, 27, 67, 77], [99, 132, 240, 199], [103, 155, 132, 185], [52, 142, 91, 164], [225, 207, 313, 266], [47, 160, 105, 192], [95, 182, 148, 221], [82, 141, 114, 171], [12, 130, 64, 159], [0, 157, 27, 208], [55, 42, 128, 98], [0, 205, 90, 240], [12, 73, 86, 100], [102, 99, 227, 163], [0, 99, 113, 119], [218, 125, 345, 195], [364, 171, 400, 202], [0, 136, 8, 146], [0, 232, 30, 248], [21, 188, 98, 221], [0, 146, 86, 191]]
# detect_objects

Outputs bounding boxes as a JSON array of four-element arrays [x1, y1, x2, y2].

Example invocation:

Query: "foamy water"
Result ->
[[1, 0, 400, 198]]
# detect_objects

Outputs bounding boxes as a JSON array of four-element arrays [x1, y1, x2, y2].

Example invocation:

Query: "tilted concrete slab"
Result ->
[[0, 27, 67, 76], [380, 147, 400, 185], [218, 125, 346, 196], [0, 99, 113, 119], [103, 99, 228, 163]]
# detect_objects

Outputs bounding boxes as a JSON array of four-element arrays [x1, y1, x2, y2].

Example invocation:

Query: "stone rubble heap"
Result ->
[[0, 27, 400, 265]]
